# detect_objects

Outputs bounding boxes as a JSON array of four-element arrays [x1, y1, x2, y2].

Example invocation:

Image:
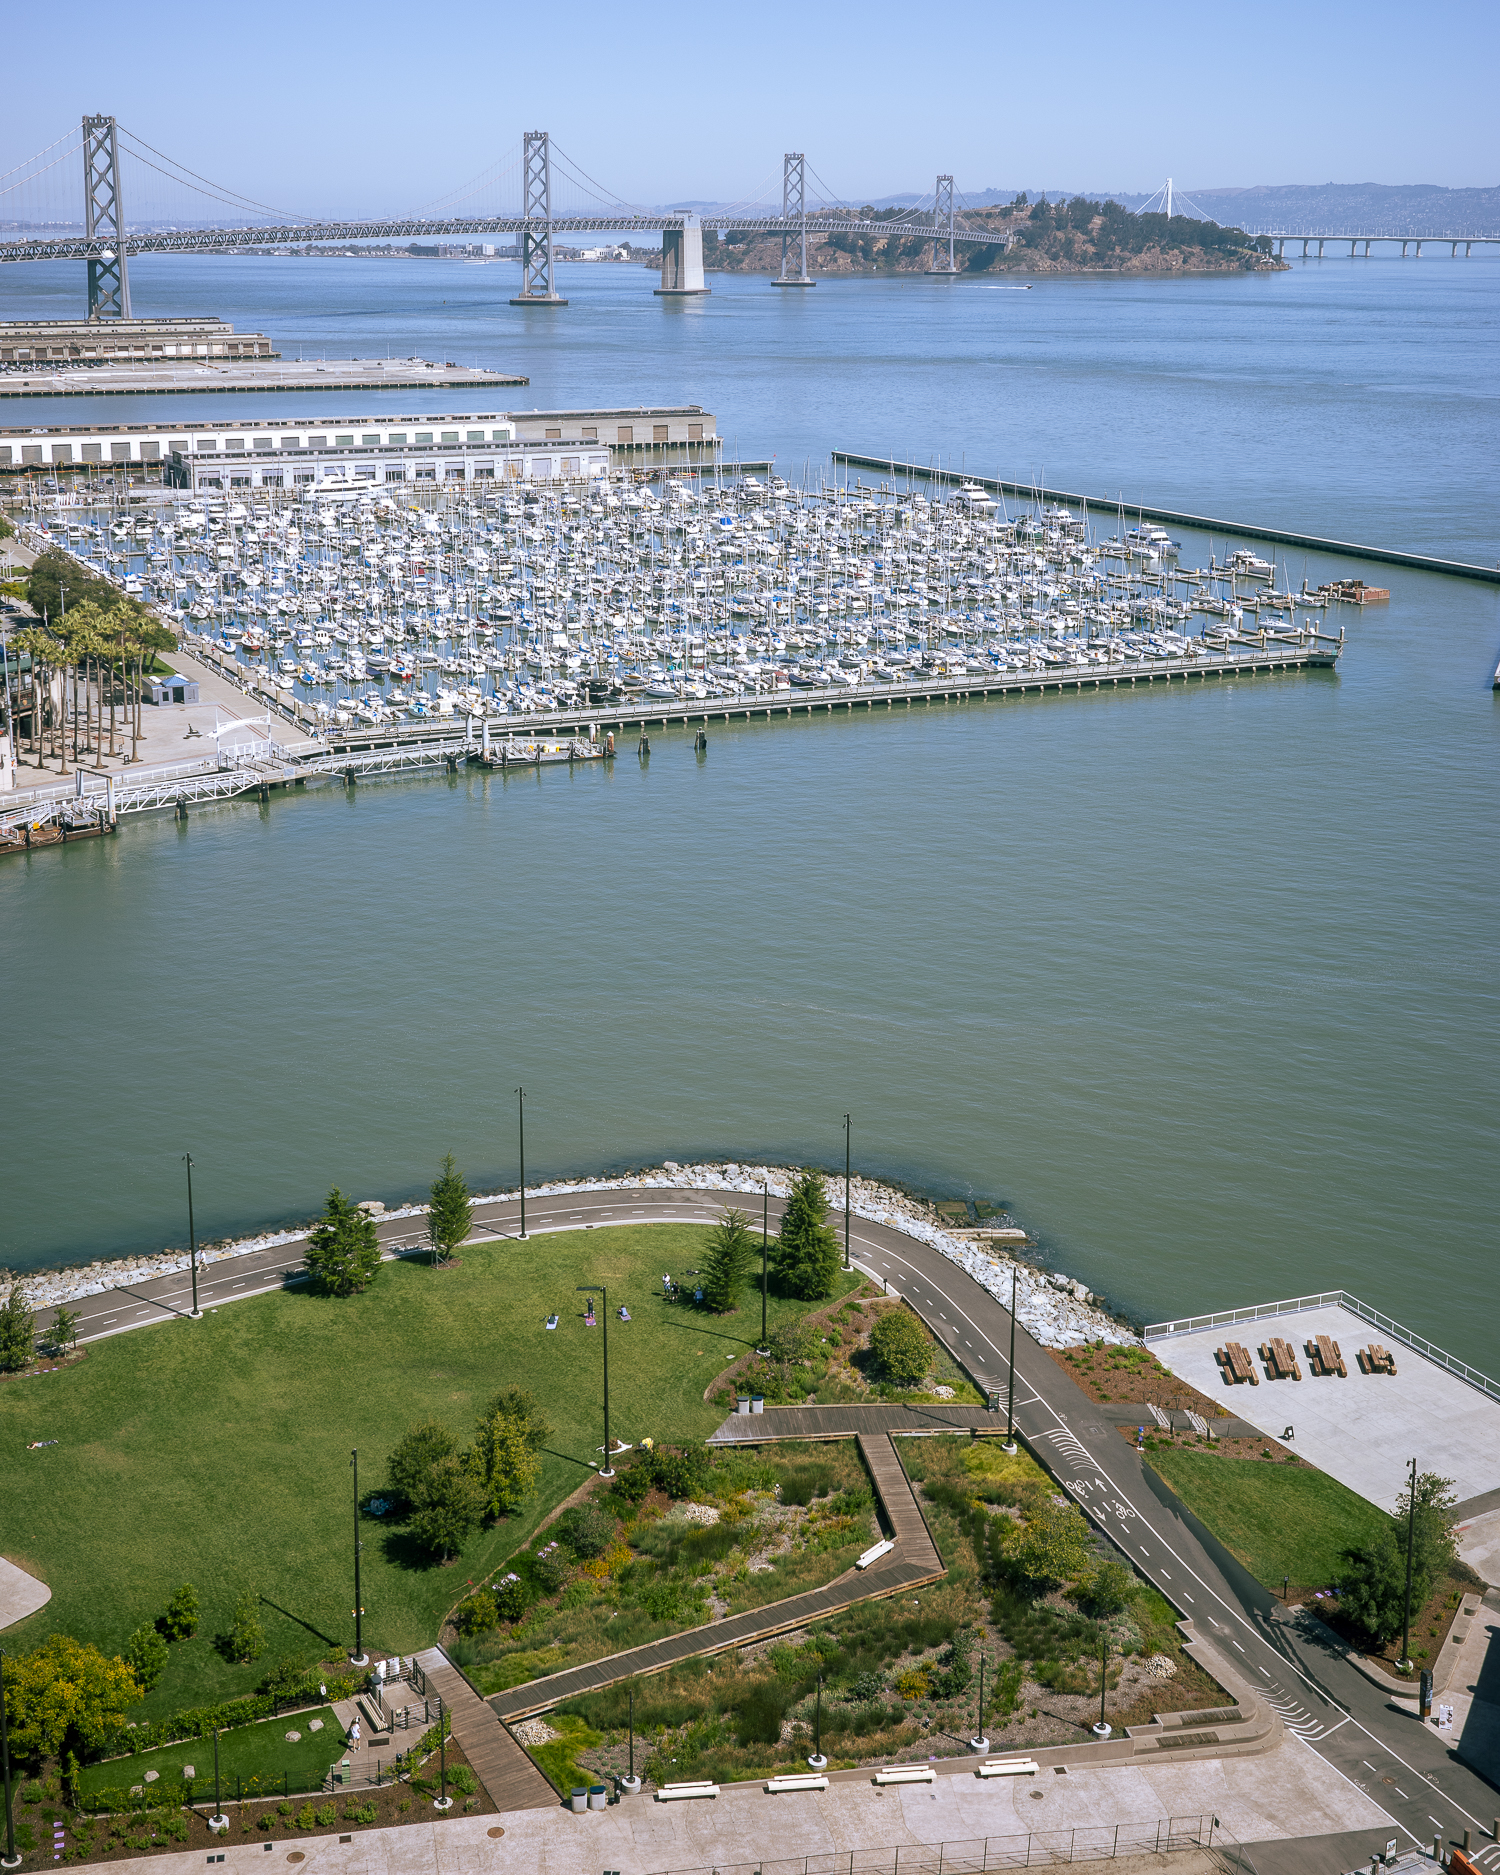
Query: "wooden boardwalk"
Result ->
[[488, 1424, 947, 1724], [413, 1647, 558, 1812]]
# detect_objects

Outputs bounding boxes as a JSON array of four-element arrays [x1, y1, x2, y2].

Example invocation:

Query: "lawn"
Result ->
[[74, 1708, 342, 1804], [0, 1224, 855, 1719], [1144, 1446, 1390, 1593]]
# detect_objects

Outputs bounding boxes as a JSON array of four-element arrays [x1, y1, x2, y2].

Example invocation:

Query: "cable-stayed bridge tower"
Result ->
[[510, 130, 566, 306], [772, 152, 815, 287], [83, 115, 131, 319]]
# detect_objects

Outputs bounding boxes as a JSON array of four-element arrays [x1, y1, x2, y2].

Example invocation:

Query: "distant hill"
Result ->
[[917, 183, 1499, 237]]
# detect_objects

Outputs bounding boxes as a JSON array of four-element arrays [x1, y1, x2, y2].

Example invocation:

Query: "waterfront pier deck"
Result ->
[[0, 633, 1342, 840]]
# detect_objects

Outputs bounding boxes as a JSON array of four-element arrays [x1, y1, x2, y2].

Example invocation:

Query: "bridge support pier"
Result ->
[[656, 216, 709, 296], [82, 115, 131, 320], [925, 174, 959, 275]]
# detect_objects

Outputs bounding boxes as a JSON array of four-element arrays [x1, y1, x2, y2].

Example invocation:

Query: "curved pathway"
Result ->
[[47, 1182, 1499, 1857]]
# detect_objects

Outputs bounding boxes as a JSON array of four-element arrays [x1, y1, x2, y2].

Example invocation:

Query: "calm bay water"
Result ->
[[3, 255, 1497, 1370]]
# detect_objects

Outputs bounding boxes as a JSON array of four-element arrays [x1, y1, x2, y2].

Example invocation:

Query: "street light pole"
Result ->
[[970, 1652, 989, 1753], [1003, 1265, 1018, 1453], [1, 1650, 20, 1870], [209, 1726, 227, 1831], [350, 1450, 368, 1666], [433, 1699, 451, 1809], [1092, 1632, 1111, 1738], [620, 1687, 641, 1794], [516, 1087, 528, 1239], [808, 1674, 826, 1770], [183, 1152, 202, 1317], [759, 1184, 769, 1355], [576, 1286, 613, 1476], [1398, 1455, 1418, 1673], [843, 1114, 851, 1270]]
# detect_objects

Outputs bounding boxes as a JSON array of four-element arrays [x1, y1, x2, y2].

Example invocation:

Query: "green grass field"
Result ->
[[1145, 1447, 1390, 1592], [0, 1225, 854, 1719], [74, 1708, 342, 1802]]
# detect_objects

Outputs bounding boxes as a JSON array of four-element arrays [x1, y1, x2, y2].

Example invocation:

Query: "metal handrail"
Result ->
[[1144, 1290, 1500, 1404]]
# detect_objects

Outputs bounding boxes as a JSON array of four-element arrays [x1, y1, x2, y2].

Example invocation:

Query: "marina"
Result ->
[[1, 466, 1348, 836]]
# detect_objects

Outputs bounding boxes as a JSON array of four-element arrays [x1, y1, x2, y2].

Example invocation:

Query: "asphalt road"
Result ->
[[48, 1183, 1499, 1860]]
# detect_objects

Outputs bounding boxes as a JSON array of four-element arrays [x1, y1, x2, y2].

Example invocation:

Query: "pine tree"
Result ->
[[700, 1208, 754, 1311], [770, 1171, 841, 1300], [426, 1153, 472, 1266], [305, 1188, 382, 1296], [0, 1284, 36, 1372]]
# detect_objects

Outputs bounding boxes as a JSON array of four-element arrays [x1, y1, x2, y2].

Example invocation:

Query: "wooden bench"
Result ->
[[1357, 1343, 1398, 1375], [1215, 1342, 1259, 1386], [1258, 1337, 1302, 1381], [1305, 1334, 1347, 1378]]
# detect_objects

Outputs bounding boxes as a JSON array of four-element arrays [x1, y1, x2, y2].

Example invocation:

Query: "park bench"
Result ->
[[655, 1781, 720, 1801], [1215, 1342, 1259, 1385], [976, 1758, 1040, 1778], [1258, 1337, 1302, 1380], [874, 1765, 935, 1785], [1305, 1334, 1347, 1378], [1357, 1343, 1398, 1375], [766, 1773, 829, 1793]]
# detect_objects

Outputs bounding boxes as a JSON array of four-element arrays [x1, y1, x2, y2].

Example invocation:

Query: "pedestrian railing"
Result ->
[[1144, 1290, 1500, 1405], [647, 1819, 1257, 1875]]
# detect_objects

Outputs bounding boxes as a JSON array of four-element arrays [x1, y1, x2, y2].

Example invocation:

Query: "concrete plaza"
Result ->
[[1148, 1302, 1500, 1510]]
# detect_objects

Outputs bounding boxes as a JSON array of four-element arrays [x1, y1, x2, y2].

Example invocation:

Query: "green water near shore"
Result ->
[[1, 257, 1496, 1373]]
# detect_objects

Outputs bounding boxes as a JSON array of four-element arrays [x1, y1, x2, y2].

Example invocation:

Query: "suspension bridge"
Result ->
[[0, 119, 1032, 317]]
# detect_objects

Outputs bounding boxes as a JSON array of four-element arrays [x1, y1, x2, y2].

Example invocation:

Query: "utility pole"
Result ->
[[350, 1450, 368, 1666], [1, 1650, 19, 1870], [1398, 1456, 1418, 1673], [759, 1183, 770, 1354], [183, 1152, 201, 1317]]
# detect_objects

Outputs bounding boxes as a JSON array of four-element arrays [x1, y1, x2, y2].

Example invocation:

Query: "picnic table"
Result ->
[[1305, 1334, 1347, 1378], [1214, 1341, 1259, 1386], [1259, 1336, 1302, 1381], [1357, 1343, 1399, 1375]]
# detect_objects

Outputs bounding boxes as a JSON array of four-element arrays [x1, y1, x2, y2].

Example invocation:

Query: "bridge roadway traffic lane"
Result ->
[[52, 1182, 1496, 1849]]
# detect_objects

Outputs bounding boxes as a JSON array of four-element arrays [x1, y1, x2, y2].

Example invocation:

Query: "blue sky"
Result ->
[[4, 0, 1496, 220]]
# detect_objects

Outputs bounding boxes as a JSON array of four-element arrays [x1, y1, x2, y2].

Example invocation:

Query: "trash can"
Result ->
[[750, 1395, 764, 1415], [588, 1786, 607, 1810], [569, 1787, 588, 1813]]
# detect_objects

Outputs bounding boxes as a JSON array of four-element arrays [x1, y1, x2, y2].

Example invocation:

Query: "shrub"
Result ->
[[162, 1583, 199, 1641], [559, 1503, 617, 1559], [453, 1590, 497, 1637], [869, 1308, 930, 1386], [734, 1682, 787, 1746], [779, 1462, 833, 1507], [494, 1576, 531, 1622], [343, 1803, 377, 1824], [534, 1549, 570, 1593], [637, 1444, 709, 1499], [314, 1804, 337, 1828], [295, 1805, 317, 1830], [448, 1766, 478, 1796], [1011, 1498, 1091, 1589], [126, 1625, 169, 1691], [1078, 1558, 1135, 1618]]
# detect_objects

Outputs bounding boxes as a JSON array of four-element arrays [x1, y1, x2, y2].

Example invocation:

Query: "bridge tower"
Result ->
[[510, 131, 567, 307], [82, 115, 132, 320], [926, 175, 958, 275], [772, 153, 815, 287]]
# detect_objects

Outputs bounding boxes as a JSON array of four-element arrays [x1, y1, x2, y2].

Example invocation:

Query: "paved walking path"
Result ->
[[0, 1555, 51, 1629]]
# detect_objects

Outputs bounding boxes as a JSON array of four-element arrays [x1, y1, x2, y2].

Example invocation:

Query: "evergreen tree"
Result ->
[[468, 1413, 541, 1519], [126, 1624, 169, 1691], [1339, 1472, 1457, 1645], [387, 1420, 459, 1507], [700, 1208, 754, 1311], [48, 1305, 80, 1353], [224, 1588, 265, 1664], [426, 1152, 472, 1266], [162, 1582, 199, 1640], [305, 1187, 382, 1296], [0, 1284, 36, 1372], [407, 1457, 486, 1561], [770, 1171, 841, 1300]]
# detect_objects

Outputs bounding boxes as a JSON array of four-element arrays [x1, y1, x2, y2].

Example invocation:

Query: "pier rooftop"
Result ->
[[0, 355, 527, 396], [1146, 1293, 1500, 1511]]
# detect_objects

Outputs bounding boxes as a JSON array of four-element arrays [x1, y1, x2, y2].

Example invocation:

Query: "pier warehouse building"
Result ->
[[0, 408, 717, 489]]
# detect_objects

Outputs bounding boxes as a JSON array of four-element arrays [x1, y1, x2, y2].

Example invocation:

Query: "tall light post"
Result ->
[[183, 1152, 202, 1318], [758, 1184, 770, 1355], [516, 1087, 528, 1239], [576, 1285, 614, 1477], [1, 1650, 20, 1871], [1092, 1632, 1111, 1738], [1397, 1455, 1419, 1674], [970, 1652, 989, 1754], [807, 1674, 826, 1770], [432, 1699, 451, 1810], [350, 1450, 368, 1666], [843, 1114, 851, 1270], [208, 1726, 228, 1832], [620, 1687, 641, 1795], [1003, 1265, 1018, 1454]]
